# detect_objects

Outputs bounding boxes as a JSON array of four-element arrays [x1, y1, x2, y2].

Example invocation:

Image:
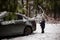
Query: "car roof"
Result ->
[[16, 13, 25, 16]]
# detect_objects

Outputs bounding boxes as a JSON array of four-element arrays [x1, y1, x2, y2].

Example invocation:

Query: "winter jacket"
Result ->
[[35, 13, 45, 23]]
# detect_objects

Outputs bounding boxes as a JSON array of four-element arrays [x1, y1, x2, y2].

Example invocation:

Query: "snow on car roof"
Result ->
[[16, 13, 25, 16], [16, 13, 29, 19], [0, 11, 8, 18]]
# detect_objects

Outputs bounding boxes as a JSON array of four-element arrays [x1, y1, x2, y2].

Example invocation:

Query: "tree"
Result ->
[[0, 0, 18, 20], [38, 0, 60, 19]]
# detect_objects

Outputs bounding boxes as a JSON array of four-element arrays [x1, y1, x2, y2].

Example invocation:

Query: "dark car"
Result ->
[[0, 13, 36, 38]]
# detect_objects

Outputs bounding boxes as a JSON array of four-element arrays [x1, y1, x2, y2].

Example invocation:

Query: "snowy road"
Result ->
[[2, 23, 60, 40]]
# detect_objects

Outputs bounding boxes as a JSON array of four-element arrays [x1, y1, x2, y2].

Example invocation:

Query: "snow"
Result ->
[[2, 23, 60, 40], [0, 11, 8, 18]]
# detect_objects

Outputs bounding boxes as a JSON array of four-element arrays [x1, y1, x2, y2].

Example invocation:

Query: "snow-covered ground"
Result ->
[[2, 23, 60, 40]]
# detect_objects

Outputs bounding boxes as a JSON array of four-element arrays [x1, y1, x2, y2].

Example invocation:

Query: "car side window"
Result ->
[[17, 15, 23, 20]]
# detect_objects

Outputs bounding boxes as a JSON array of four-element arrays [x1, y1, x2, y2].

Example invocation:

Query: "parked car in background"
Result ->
[[0, 13, 36, 39]]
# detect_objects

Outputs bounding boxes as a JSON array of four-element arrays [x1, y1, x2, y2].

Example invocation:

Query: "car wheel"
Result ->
[[24, 26, 32, 35]]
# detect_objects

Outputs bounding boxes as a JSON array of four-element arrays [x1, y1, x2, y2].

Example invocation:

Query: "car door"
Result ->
[[0, 17, 17, 36], [0, 15, 26, 36], [15, 15, 26, 26], [10, 15, 26, 34]]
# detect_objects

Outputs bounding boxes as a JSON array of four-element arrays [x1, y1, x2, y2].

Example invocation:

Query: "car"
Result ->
[[0, 13, 36, 39]]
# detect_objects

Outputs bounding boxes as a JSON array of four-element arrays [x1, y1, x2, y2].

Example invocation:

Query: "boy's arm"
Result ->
[[43, 14, 48, 21]]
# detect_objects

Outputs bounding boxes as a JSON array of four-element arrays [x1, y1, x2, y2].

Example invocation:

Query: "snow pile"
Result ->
[[2, 23, 60, 40]]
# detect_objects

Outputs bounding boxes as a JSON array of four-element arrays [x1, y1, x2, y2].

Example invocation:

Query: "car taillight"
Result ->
[[31, 20, 36, 30]]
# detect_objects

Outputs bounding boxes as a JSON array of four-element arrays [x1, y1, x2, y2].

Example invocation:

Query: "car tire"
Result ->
[[24, 26, 33, 35]]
